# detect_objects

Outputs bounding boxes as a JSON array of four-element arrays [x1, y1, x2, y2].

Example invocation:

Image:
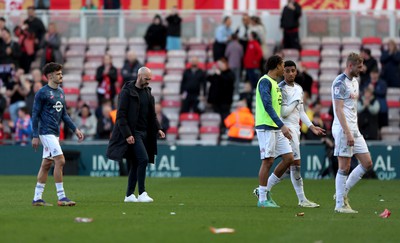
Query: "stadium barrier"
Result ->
[[0, 144, 397, 180]]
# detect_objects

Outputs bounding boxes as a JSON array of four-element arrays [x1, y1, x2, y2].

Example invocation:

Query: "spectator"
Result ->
[[23, 6, 46, 44], [96, 54, 118, 105], [280, 0, 302, 50], [81, 0, 97, 9], [180, 57, 206, 113], [14, 25, 35, 73], [0, 17, 6, 32], [359, 48, 378, 88], [301, 100, 323, 139], [0, 28, 21, 69], [207, 58, 235, 124], [121, 50, 142, 84], [144, 14, 167, 51], [225, 33, 244, 94], [25, 80, 43, 115], [155, 102, 170, 135], [12, 106, 32, 145], [357, 87, 380, 140], [95, 98, 113, 119], [244, 31, 263, 89], [367, 68, 388, 128], [96, 102, 113, 139], [40, 22, 62, 67], [239, 81, 253, 112], [29, 68, 46, 85], [6, 68, 28, 122], [0, 92, 7, 120], [294, 64, 313, 99], [74, 104, 97, 140], [235, 13, 250, 52], [380, 39, 400, 87], [224, 99, 255, 143], [103, 0, 120, 9], [249, 16, 268, 58], [213, 16, 232, 61], [165, 6, 182, 51], [34, 0, 50, 10]]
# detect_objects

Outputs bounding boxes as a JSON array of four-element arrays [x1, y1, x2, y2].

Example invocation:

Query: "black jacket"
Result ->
[[207, 70, 235, 106], [121, 59, 142, 83], [180, 68, 206, 95], [280, 2, 302, 30], [106, 81, 161, 163], [144, 23, 167, 50], [23, 17, 46, 42], [96, 64, 118, 98], [0, 40, 21, 67], [166, 14, 182, 37]]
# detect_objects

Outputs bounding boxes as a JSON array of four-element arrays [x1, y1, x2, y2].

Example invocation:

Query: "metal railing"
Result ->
[[1, 10, 399, 41]]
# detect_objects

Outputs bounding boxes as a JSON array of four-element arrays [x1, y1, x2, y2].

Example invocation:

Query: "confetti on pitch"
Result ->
[[170, 212, 176, 215], [296, 212, 305, 217], [379, 209, 391, 218], [210, 227, 235, 234], [74, 217, 93, 223]]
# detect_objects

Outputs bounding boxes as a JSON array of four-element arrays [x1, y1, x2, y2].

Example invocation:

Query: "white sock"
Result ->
[[258, 186, 268, 202], [335, 169, 348, 208], [290, 166, 306, 202], [345, 164, 367, 196], [280, 168, 290, 180], [33, 183, 45, 201], [266, 173, 281, 191], [56, 182, 66, 200]]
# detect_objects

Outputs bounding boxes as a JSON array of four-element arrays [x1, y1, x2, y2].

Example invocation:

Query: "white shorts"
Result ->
[[256, 129, 292, 159], [39, 135, 63, 159], [332, 129, 369, 157], [288, 127, 301, 160]]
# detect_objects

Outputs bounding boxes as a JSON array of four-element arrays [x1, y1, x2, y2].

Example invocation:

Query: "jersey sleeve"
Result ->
[[333, 81, 346, 100], [31, 90, 43, 138]]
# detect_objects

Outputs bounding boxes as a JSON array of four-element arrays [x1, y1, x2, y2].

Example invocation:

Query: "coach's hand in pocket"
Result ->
[[126, 135, 135, 144]]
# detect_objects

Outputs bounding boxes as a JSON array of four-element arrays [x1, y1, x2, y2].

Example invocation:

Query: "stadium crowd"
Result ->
[[0, 1, 400, 145]]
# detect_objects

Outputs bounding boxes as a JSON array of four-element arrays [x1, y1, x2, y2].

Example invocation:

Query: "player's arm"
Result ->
[[281, 100, 299, 118], [299, 103, 325, 136], [259, 79, 291, 139], [333, 82, 353, 145], [31, 91, 43, 150]]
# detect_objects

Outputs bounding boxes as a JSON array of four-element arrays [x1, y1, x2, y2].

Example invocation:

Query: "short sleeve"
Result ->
[[333, 81, 346, 100]]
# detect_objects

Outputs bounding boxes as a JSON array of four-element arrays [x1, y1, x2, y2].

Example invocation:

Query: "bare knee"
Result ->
[[54, 155, 66, 168], [41, 159, 53, 171]]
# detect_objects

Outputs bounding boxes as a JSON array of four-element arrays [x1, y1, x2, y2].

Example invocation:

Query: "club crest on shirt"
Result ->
[[53, 101, 63, 112]]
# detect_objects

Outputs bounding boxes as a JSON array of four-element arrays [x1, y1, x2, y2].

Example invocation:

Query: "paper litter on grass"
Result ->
[[74, 217, 93, 223], [379, 209, 391, 218], [210, 227, 235, 234]]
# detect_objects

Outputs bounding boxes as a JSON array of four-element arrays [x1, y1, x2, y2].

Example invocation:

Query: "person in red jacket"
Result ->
[[243, 31, 263, 89]]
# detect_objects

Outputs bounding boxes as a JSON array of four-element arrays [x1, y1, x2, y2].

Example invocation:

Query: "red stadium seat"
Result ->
[[362, 37, 382, 45]]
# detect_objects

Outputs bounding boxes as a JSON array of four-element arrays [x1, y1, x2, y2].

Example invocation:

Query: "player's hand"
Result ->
[[345, 131, 354, 146], [75, 129, 84, 142], [310, 125, 326, 136], [32, 138, 39, 152], [158, 130, 165, 139], [281, 125, 292, 140], [126, 135, 135, 144]]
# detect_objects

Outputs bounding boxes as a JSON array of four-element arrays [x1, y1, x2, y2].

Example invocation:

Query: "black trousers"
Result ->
[[181, 94, 200, 113], [283, 30, 301, 50], [126, 131, 149, 196]]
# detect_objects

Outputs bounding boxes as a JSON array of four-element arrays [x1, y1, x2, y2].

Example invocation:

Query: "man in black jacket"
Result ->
[[24, 7, 46, 44], [180, 57, 206, 113], [107, 67, 165, 203], [166, 6, 182, 51], [280, 0, 302, 50]]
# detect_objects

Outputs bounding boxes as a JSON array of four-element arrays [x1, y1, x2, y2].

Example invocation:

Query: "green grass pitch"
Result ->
[[0, 176, 399, 243]]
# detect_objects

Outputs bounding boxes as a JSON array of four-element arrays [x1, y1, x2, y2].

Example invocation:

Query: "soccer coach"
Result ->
[[107, 67, 165, 203]]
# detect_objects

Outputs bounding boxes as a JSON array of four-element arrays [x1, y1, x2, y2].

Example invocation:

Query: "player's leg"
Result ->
[[344, 135, 372, 197], [333, 129, 357, 213], [32, 158, 53, 206], [256, 130, 278, 207], [53, 154, 75, 206], [132, 131, 153, 202], [125, 158, 139, 202]]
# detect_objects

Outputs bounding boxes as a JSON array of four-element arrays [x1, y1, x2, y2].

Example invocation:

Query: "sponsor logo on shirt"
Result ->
[[334, 87, 340, 95], [53, 101, 63, 112]]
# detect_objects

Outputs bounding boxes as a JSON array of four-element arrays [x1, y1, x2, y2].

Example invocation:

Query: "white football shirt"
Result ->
[[331, 73, 359, 131]]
